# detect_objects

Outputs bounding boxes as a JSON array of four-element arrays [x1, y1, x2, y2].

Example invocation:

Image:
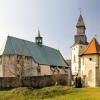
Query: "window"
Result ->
[[89, 58, 92, 61], [74, 55, 76, 62]]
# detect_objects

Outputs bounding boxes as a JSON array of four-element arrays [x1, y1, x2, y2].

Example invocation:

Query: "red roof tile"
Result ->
[[80, 38, 100, 55]]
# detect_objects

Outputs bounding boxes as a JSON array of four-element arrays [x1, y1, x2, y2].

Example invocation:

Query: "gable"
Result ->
[[80, 38, 100, 56]]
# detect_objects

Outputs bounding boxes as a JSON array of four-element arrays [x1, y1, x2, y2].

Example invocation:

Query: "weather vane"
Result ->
[[94, 34, 97, 39]]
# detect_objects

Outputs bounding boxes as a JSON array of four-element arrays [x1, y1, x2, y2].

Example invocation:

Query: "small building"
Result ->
[[80, 38, 100, 87], [0, 32, 69, 78]]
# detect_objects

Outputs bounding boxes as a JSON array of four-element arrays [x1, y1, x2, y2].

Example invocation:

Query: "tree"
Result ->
[[8, 55, 38, 87]]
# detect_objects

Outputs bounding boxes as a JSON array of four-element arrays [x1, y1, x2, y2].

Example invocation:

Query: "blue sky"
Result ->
[[0, 0, 100, 59]]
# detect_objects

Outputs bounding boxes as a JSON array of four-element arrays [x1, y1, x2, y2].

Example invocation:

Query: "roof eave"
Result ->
[[80, 53, 100, 56]]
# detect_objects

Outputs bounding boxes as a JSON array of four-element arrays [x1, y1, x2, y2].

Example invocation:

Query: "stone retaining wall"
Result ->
[[0, 74, 71, 88]]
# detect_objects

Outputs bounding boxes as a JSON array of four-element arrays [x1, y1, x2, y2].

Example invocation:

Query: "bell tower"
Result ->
[[35, 29, 43, 46], [71, 14, 88, 76], [75, 14, 87, 44]]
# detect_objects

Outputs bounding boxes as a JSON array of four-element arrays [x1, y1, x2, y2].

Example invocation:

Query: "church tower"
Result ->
[[75, 14, 87, 44], [71, 14, 88, 76], [35, 29, 43, 46]]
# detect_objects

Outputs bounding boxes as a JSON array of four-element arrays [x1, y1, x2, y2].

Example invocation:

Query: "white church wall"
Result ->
[[79, 45, 87, 54], [71, 44, 79, 75], [81, 55, 97, 87], [71, 44, 87, 75], [72, 44, 86, 75]]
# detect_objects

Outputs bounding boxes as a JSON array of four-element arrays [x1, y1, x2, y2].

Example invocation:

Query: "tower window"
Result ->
[[82, 57, 84, 65], [74, 55, 76, 62], [89, 58, 92, 61]]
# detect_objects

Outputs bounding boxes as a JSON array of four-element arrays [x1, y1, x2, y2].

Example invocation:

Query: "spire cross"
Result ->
[[79, 8, 82, 15], [38, 28, 40, 37]]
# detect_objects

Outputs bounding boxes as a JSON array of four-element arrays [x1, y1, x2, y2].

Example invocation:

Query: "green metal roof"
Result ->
[[3, 36, 67, 67]]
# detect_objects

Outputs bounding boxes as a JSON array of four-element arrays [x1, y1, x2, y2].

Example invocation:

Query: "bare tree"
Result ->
[[8, 56, 39, 87]]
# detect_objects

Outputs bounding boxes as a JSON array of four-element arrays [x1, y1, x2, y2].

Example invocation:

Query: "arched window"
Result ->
[[74, 55, 76, 62], [88, 70, 92, 81]]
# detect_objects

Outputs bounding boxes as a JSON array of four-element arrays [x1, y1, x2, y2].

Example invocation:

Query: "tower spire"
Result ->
[[76, 14, 85, 28], [74, 14, 87, 44]]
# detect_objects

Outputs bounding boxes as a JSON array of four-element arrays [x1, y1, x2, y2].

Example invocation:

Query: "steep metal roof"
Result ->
[[76, 14, 85, 28], [3, 36, 67, 67]]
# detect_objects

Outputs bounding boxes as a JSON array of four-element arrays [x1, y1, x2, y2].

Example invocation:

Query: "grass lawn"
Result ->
[[0, 86, 100, 100]]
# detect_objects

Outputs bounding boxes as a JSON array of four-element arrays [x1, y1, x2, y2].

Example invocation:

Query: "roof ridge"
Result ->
[[8, 36, 58, 51], [96, 39, 100, 53], [92, 38, 97, 53], [81, 38, 94, 54], [8, 36, 34, 44]]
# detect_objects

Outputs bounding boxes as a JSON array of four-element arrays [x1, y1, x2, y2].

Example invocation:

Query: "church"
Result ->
[[71, 14, 100, 87], [0, 31, 71, 79]]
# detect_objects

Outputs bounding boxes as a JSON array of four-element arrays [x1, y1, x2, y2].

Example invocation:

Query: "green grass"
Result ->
[[0, 86, 100, 100]]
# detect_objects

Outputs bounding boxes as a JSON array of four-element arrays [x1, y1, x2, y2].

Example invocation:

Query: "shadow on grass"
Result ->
[[0, 86, 82, 100], [32, 86, 80, 99]]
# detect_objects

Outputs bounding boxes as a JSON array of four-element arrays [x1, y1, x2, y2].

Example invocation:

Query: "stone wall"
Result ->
[[71, 44, 87, 75], [96, 55, 100, 86], [0, 74, 70, 88], [2, 55, 40, 77], [1, 55, 69, 77], [80, 55, 99, 87]]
